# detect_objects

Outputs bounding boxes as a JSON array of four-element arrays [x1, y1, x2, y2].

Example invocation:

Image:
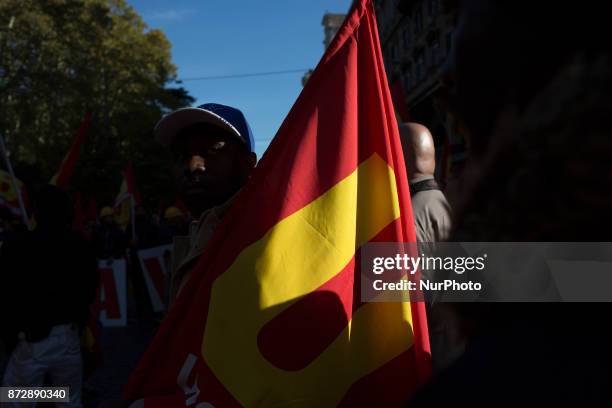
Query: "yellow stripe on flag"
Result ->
[[203, 153, 414, 406]]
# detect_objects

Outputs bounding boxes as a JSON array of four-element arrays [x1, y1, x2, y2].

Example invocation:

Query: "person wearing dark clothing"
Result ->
[[127, 205, 161, 250], [399, 123, 459, 374], [155, 103, 257, 302], [157, 206, 189, 245], [410, 1, 612, 406], [92, 206, 127, 260], [0, 185, 99, 407], [126, 206, 161, 318]]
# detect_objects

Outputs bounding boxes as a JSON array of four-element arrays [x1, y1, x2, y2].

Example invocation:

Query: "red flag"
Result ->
[[86, 196, 99, 222], [73, 191, 86, 232], [51, 112, 92, 189], [128, 166, 143, 206], [125, 1, 430, 405], [173, 197, 188, 214]]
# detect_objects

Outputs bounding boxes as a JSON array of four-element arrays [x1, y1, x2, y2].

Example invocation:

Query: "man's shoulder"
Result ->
[[194, 192, 241, 233], [412, 189, 450, 211], [412, 190, 452, 243]]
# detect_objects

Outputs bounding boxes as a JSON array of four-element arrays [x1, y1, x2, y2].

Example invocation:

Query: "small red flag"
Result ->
[[85, 196, 98, 222], [173, 197, 189, 214], [51, 112, 92, 189], [73, 191, 86, 231]]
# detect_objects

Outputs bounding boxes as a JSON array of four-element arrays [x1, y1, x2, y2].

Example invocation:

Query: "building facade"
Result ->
[[374, 0, 466, 182], [302, 12, 347, 87], [322, 13, 346, 49]]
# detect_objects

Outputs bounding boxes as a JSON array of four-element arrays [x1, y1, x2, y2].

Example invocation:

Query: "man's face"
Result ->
[[172, 123, 253, 216]]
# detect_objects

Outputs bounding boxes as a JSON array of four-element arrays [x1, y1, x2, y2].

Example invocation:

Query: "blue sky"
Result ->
[[128, 0, 353, 158]]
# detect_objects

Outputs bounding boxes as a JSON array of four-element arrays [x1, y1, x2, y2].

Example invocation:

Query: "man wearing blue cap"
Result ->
[[155, 103, 257, 301]]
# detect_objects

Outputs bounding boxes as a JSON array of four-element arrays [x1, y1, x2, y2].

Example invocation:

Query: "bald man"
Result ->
[[400, 123, 462, 373], [399, 122, 452, 244]]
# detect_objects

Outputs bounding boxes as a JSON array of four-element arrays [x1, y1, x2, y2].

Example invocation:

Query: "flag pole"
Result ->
[[0, 134, 31, 230]]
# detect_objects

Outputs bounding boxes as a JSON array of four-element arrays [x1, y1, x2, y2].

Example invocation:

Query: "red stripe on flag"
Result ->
[[338, 348, 420, 407], [257, 257, 355, 371], [54, 112, 92, 189]]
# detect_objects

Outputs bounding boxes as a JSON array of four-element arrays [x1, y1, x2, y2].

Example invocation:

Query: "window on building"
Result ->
[[391, 44, 399, 62], [432, 39, 441, 63], [402, 26, 411, 50], [428, 0, 440, 16], [402, 68, 412, 91], [446, 31, 453, 53], [415, 9, 423, 33], [416, 52, 425, 81]]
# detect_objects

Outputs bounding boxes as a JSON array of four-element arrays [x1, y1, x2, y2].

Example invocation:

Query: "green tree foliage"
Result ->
[[0, 0, 194, 209]]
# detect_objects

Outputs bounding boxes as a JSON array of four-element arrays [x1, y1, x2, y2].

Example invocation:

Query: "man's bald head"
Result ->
[[399, 122, 436, 180]]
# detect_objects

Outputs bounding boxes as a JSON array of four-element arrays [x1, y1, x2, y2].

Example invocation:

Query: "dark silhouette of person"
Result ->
[[0, 184, 99, 406], [410, 1, 612, 406]]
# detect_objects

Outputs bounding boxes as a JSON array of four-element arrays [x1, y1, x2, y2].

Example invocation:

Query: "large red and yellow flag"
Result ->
[[125, 0, 430, 406]]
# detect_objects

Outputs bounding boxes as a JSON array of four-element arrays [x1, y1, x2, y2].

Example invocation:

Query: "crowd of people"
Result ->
[[0, 203, 190, 256], [0, 192, 191, 406]]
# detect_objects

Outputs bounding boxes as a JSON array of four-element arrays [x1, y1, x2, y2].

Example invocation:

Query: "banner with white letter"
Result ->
[[138, 244, 172, 312], [94, 259, 127, 327]]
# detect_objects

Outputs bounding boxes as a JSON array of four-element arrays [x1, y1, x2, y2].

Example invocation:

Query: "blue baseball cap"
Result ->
[[154, 103, 255, 152]]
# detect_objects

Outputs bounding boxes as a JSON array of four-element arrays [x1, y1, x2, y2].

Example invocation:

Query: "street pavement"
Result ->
[[84, 307, 160, 407]]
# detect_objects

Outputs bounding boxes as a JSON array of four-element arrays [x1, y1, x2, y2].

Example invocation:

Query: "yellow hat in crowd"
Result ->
[[164, 206, 183, 220], [99, 206, 115, 218]]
